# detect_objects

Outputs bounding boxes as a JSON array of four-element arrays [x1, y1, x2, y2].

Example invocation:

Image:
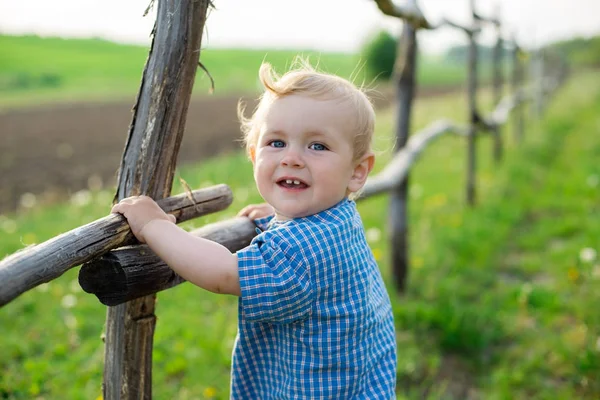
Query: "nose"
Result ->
[[280, 148, 305, 168]]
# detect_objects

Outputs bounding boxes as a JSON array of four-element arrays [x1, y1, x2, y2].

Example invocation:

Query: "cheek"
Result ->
[[253, 159, 271, 185]]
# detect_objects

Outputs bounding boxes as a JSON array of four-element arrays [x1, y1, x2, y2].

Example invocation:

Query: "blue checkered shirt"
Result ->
[[232, 199, 397, 399]]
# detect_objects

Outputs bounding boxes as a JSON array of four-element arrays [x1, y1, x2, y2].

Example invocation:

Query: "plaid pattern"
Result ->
[[233, 199, 397, 399]]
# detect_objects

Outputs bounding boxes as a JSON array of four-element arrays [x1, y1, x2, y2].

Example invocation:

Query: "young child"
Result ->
[[112, 60, 397, 398]]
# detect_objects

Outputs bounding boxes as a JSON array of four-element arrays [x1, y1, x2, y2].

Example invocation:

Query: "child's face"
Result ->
[[250, 94, 373, 221]]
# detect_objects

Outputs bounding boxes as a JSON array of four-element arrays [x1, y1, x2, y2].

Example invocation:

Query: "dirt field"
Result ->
[[0, 94, 258, 214], [0, 86, 451, 215]]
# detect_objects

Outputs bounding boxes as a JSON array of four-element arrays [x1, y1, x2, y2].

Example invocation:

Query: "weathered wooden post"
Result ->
[[491, 11, 503, 107], [0, 186, 232, 307], [103, 0, 211, 398], [466, 2, 479, 206], [491, 8, 503, 162], [372, 0, 429, 291], [389, 19, 418, 292], [532, 48, 545, 119], [511, 38, 525, 143]]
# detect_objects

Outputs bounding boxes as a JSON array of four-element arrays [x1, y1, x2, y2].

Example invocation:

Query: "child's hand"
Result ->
[[237, 203, 275, 220], [111, 196, 176, 243]]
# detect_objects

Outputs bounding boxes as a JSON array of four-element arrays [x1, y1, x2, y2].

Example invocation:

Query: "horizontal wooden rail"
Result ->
[[372, 0, 430, 29], [373, 0, 481, 34], [79, 217, 256, 305], [360, 120, 467, 198], [440, 18, 481, 36], [473, 13, 500, 26], [0, 184, 233, 307], [84, 208, 380, 304], [488, 92, 523, 125]]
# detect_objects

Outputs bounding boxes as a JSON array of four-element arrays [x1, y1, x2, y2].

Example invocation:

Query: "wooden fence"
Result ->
[[0, 0, 566, 397]]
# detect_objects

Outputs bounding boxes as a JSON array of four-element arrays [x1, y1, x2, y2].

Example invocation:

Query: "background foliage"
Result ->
[[0, 33, 599, 399]]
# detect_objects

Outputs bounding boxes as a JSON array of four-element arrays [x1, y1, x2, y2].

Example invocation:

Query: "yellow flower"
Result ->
[[28, 382, 40, 396], [22, 233, 37, 246], [424, 193, 447, 210], [563, 324, 588, 349], [203, 386, 217, 398], [371, 248, 382, 262], [447, 214, 462, 228], [412, 257, 424, 269], [567, 267, 580, 283]]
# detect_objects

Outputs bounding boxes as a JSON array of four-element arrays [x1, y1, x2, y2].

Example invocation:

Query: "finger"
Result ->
[[119, 196, 138, 204], [237, 206, 252, 217], [248, 210, 261, 220], [168, 214, 176, 224], [111, 204, 125, 214]]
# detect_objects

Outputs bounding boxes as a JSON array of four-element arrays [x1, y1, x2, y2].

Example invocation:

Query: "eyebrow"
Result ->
[[263, 130, 286, 137], [263, 129, 329, 139], [305, 130, 329, 139]]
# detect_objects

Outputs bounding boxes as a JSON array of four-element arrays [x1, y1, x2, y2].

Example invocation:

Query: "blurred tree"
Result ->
[[361, 30, 397, 80], [551, 36, 600, 68]]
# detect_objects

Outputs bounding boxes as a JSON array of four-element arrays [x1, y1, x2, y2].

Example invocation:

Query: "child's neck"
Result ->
[[272, 198, 349, 222]]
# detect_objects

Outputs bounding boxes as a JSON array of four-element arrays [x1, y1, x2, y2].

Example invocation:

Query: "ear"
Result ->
[[348, 152, 375, 193], [248, 145, 256, 164]]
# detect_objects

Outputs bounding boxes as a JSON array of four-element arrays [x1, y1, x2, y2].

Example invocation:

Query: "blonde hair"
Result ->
[[238, 58, 375, 161]]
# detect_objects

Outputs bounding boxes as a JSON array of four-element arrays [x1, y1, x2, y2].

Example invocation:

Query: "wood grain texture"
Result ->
[[80, 218, 257, 305], [0, 185, 231, 307], [466, 21, 479, 207], [512, 43, 525, 143]]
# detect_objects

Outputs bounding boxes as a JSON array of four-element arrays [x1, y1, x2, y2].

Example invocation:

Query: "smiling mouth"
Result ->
[[277, 178, 309, 189]]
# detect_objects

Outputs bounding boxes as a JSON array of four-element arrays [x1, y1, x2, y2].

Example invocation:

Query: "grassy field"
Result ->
[[1, 69, 599, 399], [0, 35, 468, 109]]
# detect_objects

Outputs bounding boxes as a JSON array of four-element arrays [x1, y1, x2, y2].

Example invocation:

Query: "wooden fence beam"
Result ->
[[362, 120, 466, 198], [372, 0, 482, 34], [80, 218, 257, 305], [372, 0, 431, 29], [0, 185, 231, 307], [441, 18, 481, 36], [103, 0, 211, 398]]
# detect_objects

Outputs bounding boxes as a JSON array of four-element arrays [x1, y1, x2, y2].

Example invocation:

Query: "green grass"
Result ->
[[0, 35, 469, 110], [1, 71, 599, 399]]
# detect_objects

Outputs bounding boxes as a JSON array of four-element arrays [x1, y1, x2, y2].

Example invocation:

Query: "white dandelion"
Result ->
[[580, 248, 597, 263], [61, 294, 77, 309]]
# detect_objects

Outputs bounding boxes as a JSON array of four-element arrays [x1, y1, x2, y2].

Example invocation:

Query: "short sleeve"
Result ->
[[236, 232, 314, 324]]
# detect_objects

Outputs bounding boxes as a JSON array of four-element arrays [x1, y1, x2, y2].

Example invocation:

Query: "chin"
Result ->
[[277, 210, 308, 220]]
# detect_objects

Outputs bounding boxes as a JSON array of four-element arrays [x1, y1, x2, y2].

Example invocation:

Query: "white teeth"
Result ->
[[293, 180, 300, 185], [286, 179, 293, 184]]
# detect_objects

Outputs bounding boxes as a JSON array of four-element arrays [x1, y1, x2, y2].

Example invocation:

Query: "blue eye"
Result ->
[[269, 140, 285, 148], [309, 143, 328, 151]]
